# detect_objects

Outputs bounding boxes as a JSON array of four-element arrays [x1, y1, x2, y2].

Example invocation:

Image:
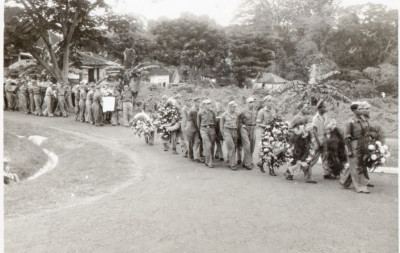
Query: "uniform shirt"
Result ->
[[28, 86, 34, 95], [143, 98, 158, 113], [33, 86, 41, 95], [45, 86, 54, 97], [121, 90, 133, 102], [19, 84, 29, 95], [86, 89, 94, 102], [256, 107, 274, 126], [312, 112, 327, 140], [238, 108, 257, 126], [80, 89, 87, 100], [180, 105, 189, 129], [197, 109, 216, 128], [187, 107, 199, 129], [345, 116, 370, 141], [92, 90, 102, 103], [221, 111, 239, 129]]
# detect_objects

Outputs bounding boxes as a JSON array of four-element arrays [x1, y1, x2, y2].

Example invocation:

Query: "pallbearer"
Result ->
[[238, 97, 257, 170], [220, 101, 239, 170], [32, 81, 43, 116], [197, 99, 217, 168]]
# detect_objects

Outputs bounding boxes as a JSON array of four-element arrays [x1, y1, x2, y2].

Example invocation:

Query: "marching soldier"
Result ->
[[256, 95, 277, 175], [28, 81, 35, 114], [143, 92, 158, 145], [5, 80, 17, 111], [220, 101, 239, 170], [85, 83, 94, 124], [43, 84, 56, 117], [18, 80, 30, 114], [92, 86, 103, 126], [121, 84, 134, 127], [56, 84, 68, 117], [111, 86, 121, 126], [72, 83, 81, 121], [238, 97, 257, 170], [187, 97, 203, 163], [197, 99, 217, 168], [33, 81, 43, 116], [79, 84, 87, 122]]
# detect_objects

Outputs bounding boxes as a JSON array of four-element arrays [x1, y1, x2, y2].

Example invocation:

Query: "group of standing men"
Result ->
[[4, 76, 72, 118]]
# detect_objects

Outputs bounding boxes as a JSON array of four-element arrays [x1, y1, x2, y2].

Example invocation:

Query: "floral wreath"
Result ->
[[153, 103, 181, 140]]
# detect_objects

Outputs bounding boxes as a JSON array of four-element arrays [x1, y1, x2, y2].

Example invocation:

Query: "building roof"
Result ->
[[256, 72, 287, 84], [78, 52, 122, 68], [149, 68, 170, 76]]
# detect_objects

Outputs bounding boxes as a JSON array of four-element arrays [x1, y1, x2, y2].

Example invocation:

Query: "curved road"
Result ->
[[4, 111, 398, 253]]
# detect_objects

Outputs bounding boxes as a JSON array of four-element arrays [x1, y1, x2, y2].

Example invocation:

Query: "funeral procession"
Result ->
[[2, 0, 398, 252]]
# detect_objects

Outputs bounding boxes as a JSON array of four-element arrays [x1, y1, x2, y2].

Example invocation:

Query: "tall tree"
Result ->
[[4, 0, 107, 83]]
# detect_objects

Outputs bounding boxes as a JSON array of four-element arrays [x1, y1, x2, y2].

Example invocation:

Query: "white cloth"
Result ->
[[102, 97, 115, 112]]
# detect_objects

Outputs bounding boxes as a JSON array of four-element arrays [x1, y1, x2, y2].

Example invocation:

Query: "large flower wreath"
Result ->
[[259, 117, 292, 170], [129, 112, 155, 139], [362, 127, 390, 172], [153, 103, 181, 140]]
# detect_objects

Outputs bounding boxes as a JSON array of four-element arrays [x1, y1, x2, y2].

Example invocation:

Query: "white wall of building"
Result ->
[[150, 75, 169, 84]]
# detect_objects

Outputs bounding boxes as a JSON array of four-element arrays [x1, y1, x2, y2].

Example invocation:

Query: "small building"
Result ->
[[149, 69, 171, 88], [253, 72, 288, 90], [78, 52, 122, 83]]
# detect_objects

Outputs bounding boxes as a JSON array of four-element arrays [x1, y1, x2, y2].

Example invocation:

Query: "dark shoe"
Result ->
[[230, 166, 237, 171], [237, 160, 242, 165], [324, 175, 335, 180], [172, 150, 179, 155], [244, 165, 253, 170], [215, 155, 219, 160], [219, 157, 224, 161], [194, 159, 204, 163], [284, 172, 293, 180], [357, 190, 370, 194], [306, 180, 317, 184], [183, 154, 188, 158], [269, 169, 277, 176], [258, 162, 265, 173], [367, 183, 375, 187]]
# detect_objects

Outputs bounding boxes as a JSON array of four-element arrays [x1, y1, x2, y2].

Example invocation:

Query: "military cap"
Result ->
[[263, 95, 272, 102], [246, 97, 255, 103], [203, 99, 212, 104]]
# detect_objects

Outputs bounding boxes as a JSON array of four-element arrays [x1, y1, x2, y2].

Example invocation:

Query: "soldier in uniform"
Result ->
[[28, 81, 35, 114], [43, 84, 56, 117], [72, 83, 81, 121], [256, 95, 277, 175], [32, 81, 43, 116], [143, 92, 158, 144], [340, 102, 370, 194], [220, 101, 239, 170], [18, 80, 30, 114], [5, 80, 17, 111], [56, 84, 68, 117], [238, 97, 257, 170], [121, 84, 134, 127], [187, 97, 203, 162], [79, 84, 87, 122], [111, 86, 121, 126], [180, 98, 191, 157], [85, 83, 94, 124], [197, 99, 217, 168], [308, 100, 332, 179], [92, 86, 103, 126]]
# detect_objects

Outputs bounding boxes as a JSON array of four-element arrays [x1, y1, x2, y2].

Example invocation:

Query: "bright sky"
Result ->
[[107, 0, 399, 26]]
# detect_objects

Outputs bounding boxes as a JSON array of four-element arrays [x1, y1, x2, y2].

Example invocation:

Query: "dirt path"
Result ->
[[4, 112, 398, 253]]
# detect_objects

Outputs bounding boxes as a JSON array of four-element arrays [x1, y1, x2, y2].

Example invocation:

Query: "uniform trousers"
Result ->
[[224, 128, 238, 167], [240, 126, 256, 167], [200, 127, 216, 166]]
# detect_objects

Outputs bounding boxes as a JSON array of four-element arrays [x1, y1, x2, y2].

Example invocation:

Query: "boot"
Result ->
[[269, 167, 277, 176], [257, 161, 265, 173]]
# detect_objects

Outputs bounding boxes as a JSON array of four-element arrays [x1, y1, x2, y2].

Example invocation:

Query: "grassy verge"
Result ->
[[3, 133, 48, 180], [4, 121, 135, 217]]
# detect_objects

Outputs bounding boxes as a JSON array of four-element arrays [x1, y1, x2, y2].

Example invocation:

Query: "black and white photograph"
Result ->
[[1, 0, 399, 252]]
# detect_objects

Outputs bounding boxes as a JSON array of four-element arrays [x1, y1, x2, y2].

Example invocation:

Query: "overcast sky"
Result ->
[[106, 0, 399, 26]]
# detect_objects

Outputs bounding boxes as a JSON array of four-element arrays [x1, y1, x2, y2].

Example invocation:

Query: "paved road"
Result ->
[[4, 112, 398, 253]]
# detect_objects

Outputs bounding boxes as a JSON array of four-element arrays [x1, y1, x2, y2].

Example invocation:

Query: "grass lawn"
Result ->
[[4, 133, 48, 180], [4, 120, 136, 217]]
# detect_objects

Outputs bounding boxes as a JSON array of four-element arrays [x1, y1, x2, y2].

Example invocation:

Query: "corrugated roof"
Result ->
[[78, 52, 122, 68], [256, 72, 287, 84], [149, 68, 170, 76]]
